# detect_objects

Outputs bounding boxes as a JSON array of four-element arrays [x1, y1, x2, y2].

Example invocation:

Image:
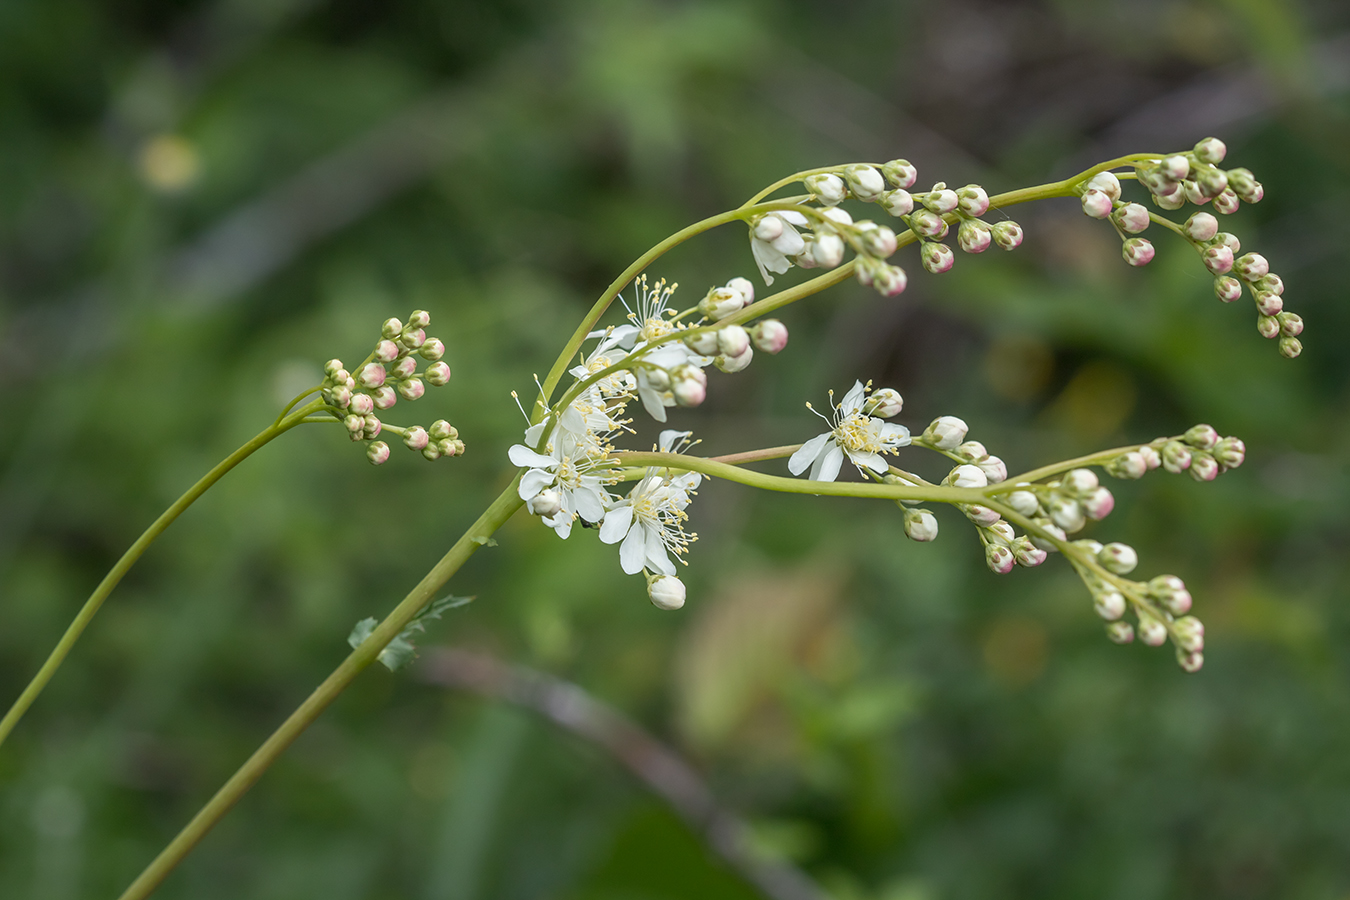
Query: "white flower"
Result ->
[[599, 430, 700, 575], [509, 438, 616, 539], [788, 381, 912, 482], [750, 210, 809, 285]]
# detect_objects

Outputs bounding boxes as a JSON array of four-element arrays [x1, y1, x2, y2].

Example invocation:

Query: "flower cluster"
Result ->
[[319, 310, 459, 465], [749, 160, 1024, 299], [788, 381, 911, 481], [1078, 138, 1303, 358]]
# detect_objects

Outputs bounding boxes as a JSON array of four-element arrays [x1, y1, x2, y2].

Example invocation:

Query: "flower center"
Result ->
[[834, 411, 884, 454]]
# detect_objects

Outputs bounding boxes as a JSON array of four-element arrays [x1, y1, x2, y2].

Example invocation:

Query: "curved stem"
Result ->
[[116, 477, 526, 900], [992, 438, 1169, 489], [0, 397, 325, 749]]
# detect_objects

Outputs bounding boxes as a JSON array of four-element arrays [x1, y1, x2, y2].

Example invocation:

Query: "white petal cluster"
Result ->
[[788, 381, 911, 482]]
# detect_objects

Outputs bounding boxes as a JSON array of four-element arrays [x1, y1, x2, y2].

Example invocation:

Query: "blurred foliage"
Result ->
[[2, 0, 1349, 898]]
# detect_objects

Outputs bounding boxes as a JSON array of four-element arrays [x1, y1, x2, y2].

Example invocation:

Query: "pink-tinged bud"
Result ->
[[963, 504, 1002, 527], [1106, 621, 1135, 644], [1049, 496, 1085, 532], [349, 392, 375, 416], [1173, 615, 1205, 652], [1183, 424, 1219, 450], [400, 327, 426, 350], [1257, 273, 1284, 295], [750, 319, 788, 354], [391, 356, 417, 379], [726, 277, 755, 304], [647, 574, 687, 610], [812, 233, 845, 268], [1161, 155, 1190, 180], [1138, 614, 1167, 647], [753, 215, 783, 242], [1007, 490, 1039, 516], [921, 242, 954, 274], [991, 220, 1023, 250], [978, 456, 1007, 484], [699, 286, 746, 320], [956, 184, 990, 217], [527, 488, 562, 517], [1113, 203, 1150, 234], [715, 345, 753, 373], [863, 387, 903, 418], [1214, 275, 1243, 303], [985, 543, 1015, 574], [357, 362, 387, 389], [1276, 312, 1302, 337], [429, 419, 456, 440], [1062, 468, 1099, 496], [1212, 189, 1240, 215], [1098, 542, 1138, 574], [922, 184, 959, 214], [716, 324, 750, 357], [1030, 520, 1066, 553], [1081, 189, 1113, 219], [372, 385, 398, 409], [902, 508, 939, 542], [403, 426, 429, 451], [1213, 436, 1245, 469], [1202, 245, 1234, 274], [950, 464, 988, 489], [381, 318, 403, 339], [957, 219, 992, 253], [1177, 649, 1204, 673], [1234, 253, 1269, 281], [1149, 575, 1192, 616], [363, 415, 382, 439], [1257, 314, 1280, 339], [804, 173, 846, 205], [425, 361, 451, 386], [880, 189, 914, 216], [1280, 336, 1304, 357], [1139, 445, 1162, 470], [1012, 536, 1047, 567], [324, 358, 345, 377], [343, 414, 364, 435], [882, 159, 918, 189], [1094, 591, 1126, 621], [1193, 137, 1226, 164], [329, 367, 351, 386], [374, 340, 400, 363], [1216, 232, 1241, 252], [1105, 451, 1147, 480], [924, 416, 969, 449], [1086, 170, 1121, 200], [1196, 166, 1228, 198], [908, 208, 948, 239], [684, 330, 720, 355], [1254, 293, 1283, 317], [1152, 189, 1186, 210], [1188, 453, 1219, 482], [397, 378, 425, 401], [419, 338, 445, 361], [1184, 212, 1219, 242], [672, 376, 706, 407], [1161, 440, 1192, 473], [1183, 180, 1209, 205], [873, 264, 908, 297], [1122, 238, 1155, 267], [421, 443, 443, 461], [861, 224, 898, 258], [956, 440, 987, 461], [844, 164, 885, 201], [326, 385, 353, 409], [1083, 486, 1115, 520], [366, 441, 390, 465], [406, 309, 431, 329], [439, 438, 464, 457]]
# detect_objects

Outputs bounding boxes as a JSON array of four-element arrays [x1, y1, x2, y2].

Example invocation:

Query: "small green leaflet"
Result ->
[[346, 594, 475, 672]]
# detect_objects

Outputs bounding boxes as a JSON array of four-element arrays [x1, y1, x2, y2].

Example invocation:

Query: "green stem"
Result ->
[[0, 398, 325, 749], [116, 477, 526, 900], [992, 439, 1169, 490]]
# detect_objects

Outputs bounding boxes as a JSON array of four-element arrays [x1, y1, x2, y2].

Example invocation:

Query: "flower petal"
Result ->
[[573, 485, 606, 522], [645, 526, 676, 575], [619, 526, 647, 574], [840, 381, 866, 414], [638, 385, 669, 422], [599, 504, 633, 544], [789, 432, 831, 475], [813, 445, 845, 482], [509, 444, 557, 469], [547, 512, 573, 540], [851, 450, 889, 473], [518, 468, 555, 500], [879, 422, 911, 445]]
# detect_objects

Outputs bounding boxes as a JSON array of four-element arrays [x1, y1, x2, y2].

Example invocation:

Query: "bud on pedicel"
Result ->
[[903, 507, 939, 542], [958, 219, 992, 253], [909, 208, 948, 239], [357, 362, 387, 389], [882, 159, 918, 189], [1255, 291, 1283, 316], [1161, 440, 1192, 473], [1193, 136, 1227, 164], [1098, 542, 1138, 575], [403, 426, 430, 451], [391, 357, 417, 379], [1113, 203, 1150, 234], [716, 325, 750, 357], [684, 330, 720, 356], [1213, 436, 1245, 469], [880, 189, 914, 216], [844, 164, 885, 202], [400, 328, 426, 350], [397, 378, 425, 402], [1177, 649, 1205, 673], [950, 464, 988, 489], [1202, 245, 1234, 274], [1061, 468, 1099, 497], [991, 220, 1023, 250], [859, 223, 898, 258], [375, 340, 400, 363], [956, 440, 987, 461], [1082, 486, 1115, 520], [1122, 238, 1155, 267], [812, 233, 846, 268], [1188, 454, 1219, 482], [963, 504, 1002, 527], [419, 338, 446, 361], [1173, 616, 1205, 653], [804, 173, 846, 205], [349, 392, 375, 416], [1277, 311, 1302, 336], [381, 318, 403, 340], [956, 184, 990, 217], [1094, 591, 1126, 621], [429, 419, 456, 441], [1161, 155, 1190, 180], [726, 277, 755, 304], [753, 215, 784, 242], [1138, 445, 1162, 470], [366, 441, 390, 466], [873, 263, 908, 297], [1105, 451, 1147, 480], [671, 364, 708, 407], [699, 286, 745, 321], [1214, 275, 1243, 303], [985, 543, 1015, 574], [924, 416, 969, 450], [363, 415, 382, 439], [921, 242, 954, 274], [1184, 212, 1219, 242], [1086, 171, 1121, 201], [1149, 575, 1192, 616], [750, 319, 788, 354], [1012, 537, 1047, 567], [1081, 189, 1113, 219], [978, 456, 1007, 484], [344, 414, 364, 436], [716, 345, 753, 374], [1137, 614, 1168, 647], [425, 362, 451, 386], [1029, 519, 1067, 553], [1235, 253, 1270, 281], [647, 575, 686, 610], [1196, 166, 1229, 198], [1106, 621, 1135, 644], [862, 387, 903, 418], [1007, 490, 1040, 516], [1212, 190, 1240, 215], [527, 488, 563, 518], [1184, 424, 1219, 450], [1257, 314, 1280, 339], [922, 184, 959, 214], [372, 385, 398, 409], [1152, 189, 1186, 210], [1049, 496, 1085, 532]]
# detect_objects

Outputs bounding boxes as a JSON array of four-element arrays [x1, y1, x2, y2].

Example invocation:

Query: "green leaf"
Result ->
[[345, 595, 475, 672]]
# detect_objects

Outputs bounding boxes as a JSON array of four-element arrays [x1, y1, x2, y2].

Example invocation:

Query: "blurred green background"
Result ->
[[1, 0, 1348, 897]]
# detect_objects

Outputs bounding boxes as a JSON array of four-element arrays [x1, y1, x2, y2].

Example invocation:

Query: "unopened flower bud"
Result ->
[[1152, 189, 1186, 210], [880, 189, 914, 216], [343, 414, 364, 435], [1176, 649, 1204, 673], [670, 364, 707, 408], [397, 378, 425, 401], [700, 286, 745, 321], [1061, 468, 1099, 497], [956, 440, 987, 460], [747, 319, 787, 354], [922, 184, 959, 214], [862, 388, 904, 418], [324, 358, 345, 377], [1086, 170, 1122, 200], [1098, 542, 1138, 574], [1139, 445, 1162, 470], [1184, 180, 1209, 205], [403, 426, 429, 451], [956, 184, 990, 217], [1172, 615, 1205, 652], [1276, 311, 1301, 336], [400, 327, 426, 350], [978, 456, 1007, 484], [390, 357, 416, 380], [957, 219, 992, 253], [804, 173, 846, 205], [684, 330, 720, 355], [1254, 291, 1283, 316], [1213, 275, 1243, 303], [366, 441, 390, 465], [372, 385, 398, 409], [1012, 536, 1047, 567], [1159, 440, 1191, 473], [985, 543, 1015, 574], [326, 385, 352, 409], [425, 362, 451, 386], [963, 504, 1002, 527], [357, 362, 387, 389], [716, 345, 753, 373], [1106, 621, 1135, 644], [1188, 453, 1219, 482], [1081, 189, 1113, 219], [985, 521, 1015, 544], [924, 416, 969, 450], [1083, 486, 1115, 520], [418, 338, 445, 361], [440, 438, 464, 457], [882, 159, 918, 189], [1122, 237, 1155, 267], [1105, 451, 1147, 480], [1233, 252, 1269, 281], [1212, 189, 1240, 215], [1094, 591, 1126, 621], [725, 277, 754, 304], [362, 415, 382, 439], [1138, 614, 1167, 647], [903, 507, 939, 542], [1184, 212, 1219, 242], [429, 419, 456, 440], [1030, 520, 1066, 553], [407, 309, 431, 329], [1196, 166, 1229, 198], [1112, 203, 1150, 234], [381, 318, 403, 339], [1193, 136, 1227, 164], [844, 164, 885, 202], [716, 324, 750, 357], [1007, 490, 1040, 516], [349, 392, 375, 416], [1161, 155, 1190, 180], [1049, 496, 1085, 532], [374, 340, 400, 363], [921, 242, 954, 274], [908, 208, 948, 239], [1182, 424, 1218, 450], [861, 224, 898, 258], [421, 443, 442, 461], [1151, 576, 1193, 616], [1212, 436, 1244, 470], [950, 464, 987, 489], [1256, 314, 1280, 339], [1202, 245, 1234, 274], [647, 575, 687, 610], [527, 488, 562, 518], [812, 233, 846, 268], [991, 220, 1024, 250], [872, 263, 908, 297], [753, 215, 784, 242]]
